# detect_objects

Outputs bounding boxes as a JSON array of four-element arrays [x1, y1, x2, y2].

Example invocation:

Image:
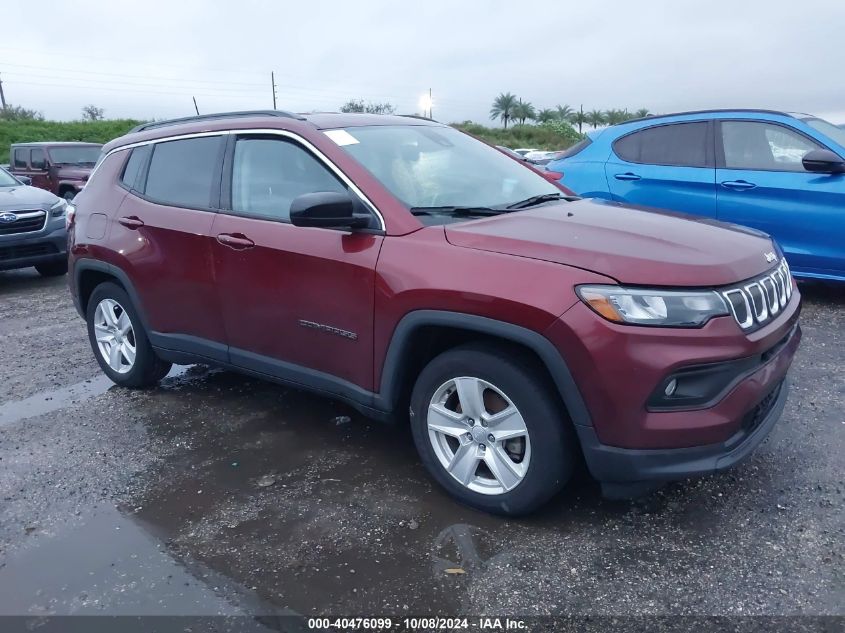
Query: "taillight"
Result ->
[[543, 171, 563, 182], [65, 203, 76, 228]]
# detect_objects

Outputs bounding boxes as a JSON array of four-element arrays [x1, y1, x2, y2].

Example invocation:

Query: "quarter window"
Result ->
[[120, 145, 150, 190], [230, 137, 346, 221], [13, 148, 28, 169], [720, 121, 823, 172], [144, 136, 222, 208], [30, 148, 46, 169], [614, 122, 709, 167]]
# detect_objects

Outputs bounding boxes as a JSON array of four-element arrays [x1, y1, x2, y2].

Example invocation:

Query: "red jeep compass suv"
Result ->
[[68, 111, 802, 515]]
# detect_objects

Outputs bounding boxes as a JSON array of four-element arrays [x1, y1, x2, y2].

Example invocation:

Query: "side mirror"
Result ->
[[290, 192, 370, 229], [802, 149, 845, 174], [17, 175, 32, 185]]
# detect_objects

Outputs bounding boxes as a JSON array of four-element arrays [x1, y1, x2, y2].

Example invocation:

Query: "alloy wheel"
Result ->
[[427, 376, 531, 495], [93, 298, 137, 374]]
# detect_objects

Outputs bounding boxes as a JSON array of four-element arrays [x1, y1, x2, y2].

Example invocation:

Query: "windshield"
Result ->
[[48, 146, 102, 165], [332, 125, 561, 210], [0, 167, 20, 187], [802, 117, 845, 149]]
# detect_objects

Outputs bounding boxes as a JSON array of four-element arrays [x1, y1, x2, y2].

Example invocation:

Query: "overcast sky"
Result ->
[[3, 0, 844, 124]]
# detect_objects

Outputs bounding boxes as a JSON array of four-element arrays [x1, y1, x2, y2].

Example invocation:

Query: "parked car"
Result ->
[[512, 148, 539, 156], [523, 150, 566, 165], [0, 165, 69, 275], [548, 109, 845, 283], [9, 142, 102, 202], [69, 110, 801, 515]]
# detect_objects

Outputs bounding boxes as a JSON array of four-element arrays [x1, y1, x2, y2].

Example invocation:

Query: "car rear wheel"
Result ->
[[86, 282, 171, 388], [35, 259, 68, 277], [410, 343, 574, 515]]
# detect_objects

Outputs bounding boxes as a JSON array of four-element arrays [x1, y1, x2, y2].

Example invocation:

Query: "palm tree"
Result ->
[[555, 104, 574, 121], [634, 108, 651, 119], [490, 92, 518, 129], [537, 108, 557, 123], [569, 109, 588, 134], [512, 99, 537, 126], [587, 109, 606, 129], [604, 109, 630, 125]]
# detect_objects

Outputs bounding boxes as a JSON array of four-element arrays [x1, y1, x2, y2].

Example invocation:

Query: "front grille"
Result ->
[[721, 259, 793, 332], [0, 210, 47, 235], [740, 381, 783, 435], [0, 242, 58, 262]]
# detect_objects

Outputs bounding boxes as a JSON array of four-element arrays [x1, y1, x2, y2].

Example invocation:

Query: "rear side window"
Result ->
[[120, 145, 150, 190], [30, 148, 46, 169], [13, 148, 27, 169], [144, 136, 222, 208], [614, 122, 709, 167], [557, 137, 592, 159]]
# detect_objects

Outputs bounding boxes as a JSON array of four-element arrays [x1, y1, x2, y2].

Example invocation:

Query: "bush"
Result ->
[[452, 121, 582, 150], [0, 119, 143, 164]]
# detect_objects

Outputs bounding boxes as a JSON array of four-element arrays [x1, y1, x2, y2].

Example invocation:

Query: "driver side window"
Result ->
[[231, 137, 347, 222], [721, 121, 823, 172]]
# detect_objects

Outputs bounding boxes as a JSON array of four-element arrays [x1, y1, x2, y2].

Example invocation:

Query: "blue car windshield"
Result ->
[[802, 117, 845, 149]]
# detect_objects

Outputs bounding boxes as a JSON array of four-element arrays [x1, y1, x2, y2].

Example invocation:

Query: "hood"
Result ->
[[0, 185, 60, 210], [444, 198, 778, 287], [53, 166, 92, 180]]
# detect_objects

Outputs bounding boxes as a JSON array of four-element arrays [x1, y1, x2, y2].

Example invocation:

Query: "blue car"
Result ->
[[549, 109, 845, 283]]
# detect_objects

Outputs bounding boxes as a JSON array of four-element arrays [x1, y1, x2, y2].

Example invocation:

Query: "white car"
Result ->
[[512, 148, 539, 156]]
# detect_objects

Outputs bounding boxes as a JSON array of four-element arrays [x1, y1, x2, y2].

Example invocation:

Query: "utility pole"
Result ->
[[0, 73, 7, 111], [271, 72, 277, 110], [429, 87, 432, 119], [192, 96, 200, 115]]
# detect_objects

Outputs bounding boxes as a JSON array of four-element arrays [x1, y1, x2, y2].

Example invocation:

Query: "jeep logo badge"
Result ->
[[764, 251, 777, 263], [0, 212, 18, 223]]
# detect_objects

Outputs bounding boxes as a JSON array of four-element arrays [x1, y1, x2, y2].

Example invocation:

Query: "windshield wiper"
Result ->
[[506, 192, 566, 209], [410, 206, 504, 217]]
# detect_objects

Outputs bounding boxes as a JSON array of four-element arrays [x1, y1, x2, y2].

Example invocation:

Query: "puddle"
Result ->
[[0, 365, 193, 427], [0, 506, 282, 620]]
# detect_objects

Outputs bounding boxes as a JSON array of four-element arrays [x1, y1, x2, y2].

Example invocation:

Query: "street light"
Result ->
[[419, 92, 433, 119]]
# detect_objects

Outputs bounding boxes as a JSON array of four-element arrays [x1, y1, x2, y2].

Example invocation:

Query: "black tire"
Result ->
[[410, 342, 575, 516], [86, 282, 171, 388], [35, 259, 68, 277]]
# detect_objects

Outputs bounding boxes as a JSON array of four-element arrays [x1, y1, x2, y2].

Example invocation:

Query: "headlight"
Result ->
[[576, 285, 729, 327], [50, 198, 67, 218]]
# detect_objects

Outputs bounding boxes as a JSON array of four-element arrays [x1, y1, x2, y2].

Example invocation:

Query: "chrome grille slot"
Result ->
[[721, 259, 794, 332]]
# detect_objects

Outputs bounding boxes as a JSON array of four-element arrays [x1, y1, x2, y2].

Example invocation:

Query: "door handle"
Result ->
[[216, 233, 255, 250], [720, 180, 757, 191], [614, 172, 641, 181], [118, 216, 145, 229]]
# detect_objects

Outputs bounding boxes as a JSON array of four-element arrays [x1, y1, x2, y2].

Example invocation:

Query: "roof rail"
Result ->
[[129, 110, 306, 133], [618, 108, 793, 126]]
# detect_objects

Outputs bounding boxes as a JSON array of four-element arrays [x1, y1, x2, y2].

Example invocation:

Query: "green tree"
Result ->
[[81, 105, 105, 121], [604, 109, 630, 125], [569, 109, 588, 134], [489, 92, 519, 129], [634, 108, 651, 119], [555, 104, 574, 121], [511, 100, 536, 126], [0, 104, 44, 121], [587, 109, 606, 129], [340, 99, 395, 114], [536, 108, 557, 123]]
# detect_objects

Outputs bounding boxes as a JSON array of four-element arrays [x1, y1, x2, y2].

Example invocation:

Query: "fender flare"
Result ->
[[374, 310, 592, 427], [72, 259, 152, 331]]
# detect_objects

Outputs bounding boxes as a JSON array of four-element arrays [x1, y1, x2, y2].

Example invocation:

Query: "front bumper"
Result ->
[[578, 377, 791, 498], [0, 226, 67, 271]]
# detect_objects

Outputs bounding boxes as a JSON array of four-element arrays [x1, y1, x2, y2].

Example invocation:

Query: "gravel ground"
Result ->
[[0, 269, 842, 620]]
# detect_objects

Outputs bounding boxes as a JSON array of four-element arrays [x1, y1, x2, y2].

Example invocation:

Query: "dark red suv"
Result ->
[[68, 111, 802, 515]]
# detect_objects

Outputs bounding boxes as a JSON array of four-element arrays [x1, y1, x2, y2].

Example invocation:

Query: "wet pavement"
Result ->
[[0, 269, 843, 618]]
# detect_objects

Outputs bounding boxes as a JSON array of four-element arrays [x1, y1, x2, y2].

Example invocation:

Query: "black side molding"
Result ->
[[374, 310, 592, 427]]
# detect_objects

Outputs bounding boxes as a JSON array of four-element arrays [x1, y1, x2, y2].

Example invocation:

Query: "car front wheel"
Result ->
[[410, 343, 574, 515]]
